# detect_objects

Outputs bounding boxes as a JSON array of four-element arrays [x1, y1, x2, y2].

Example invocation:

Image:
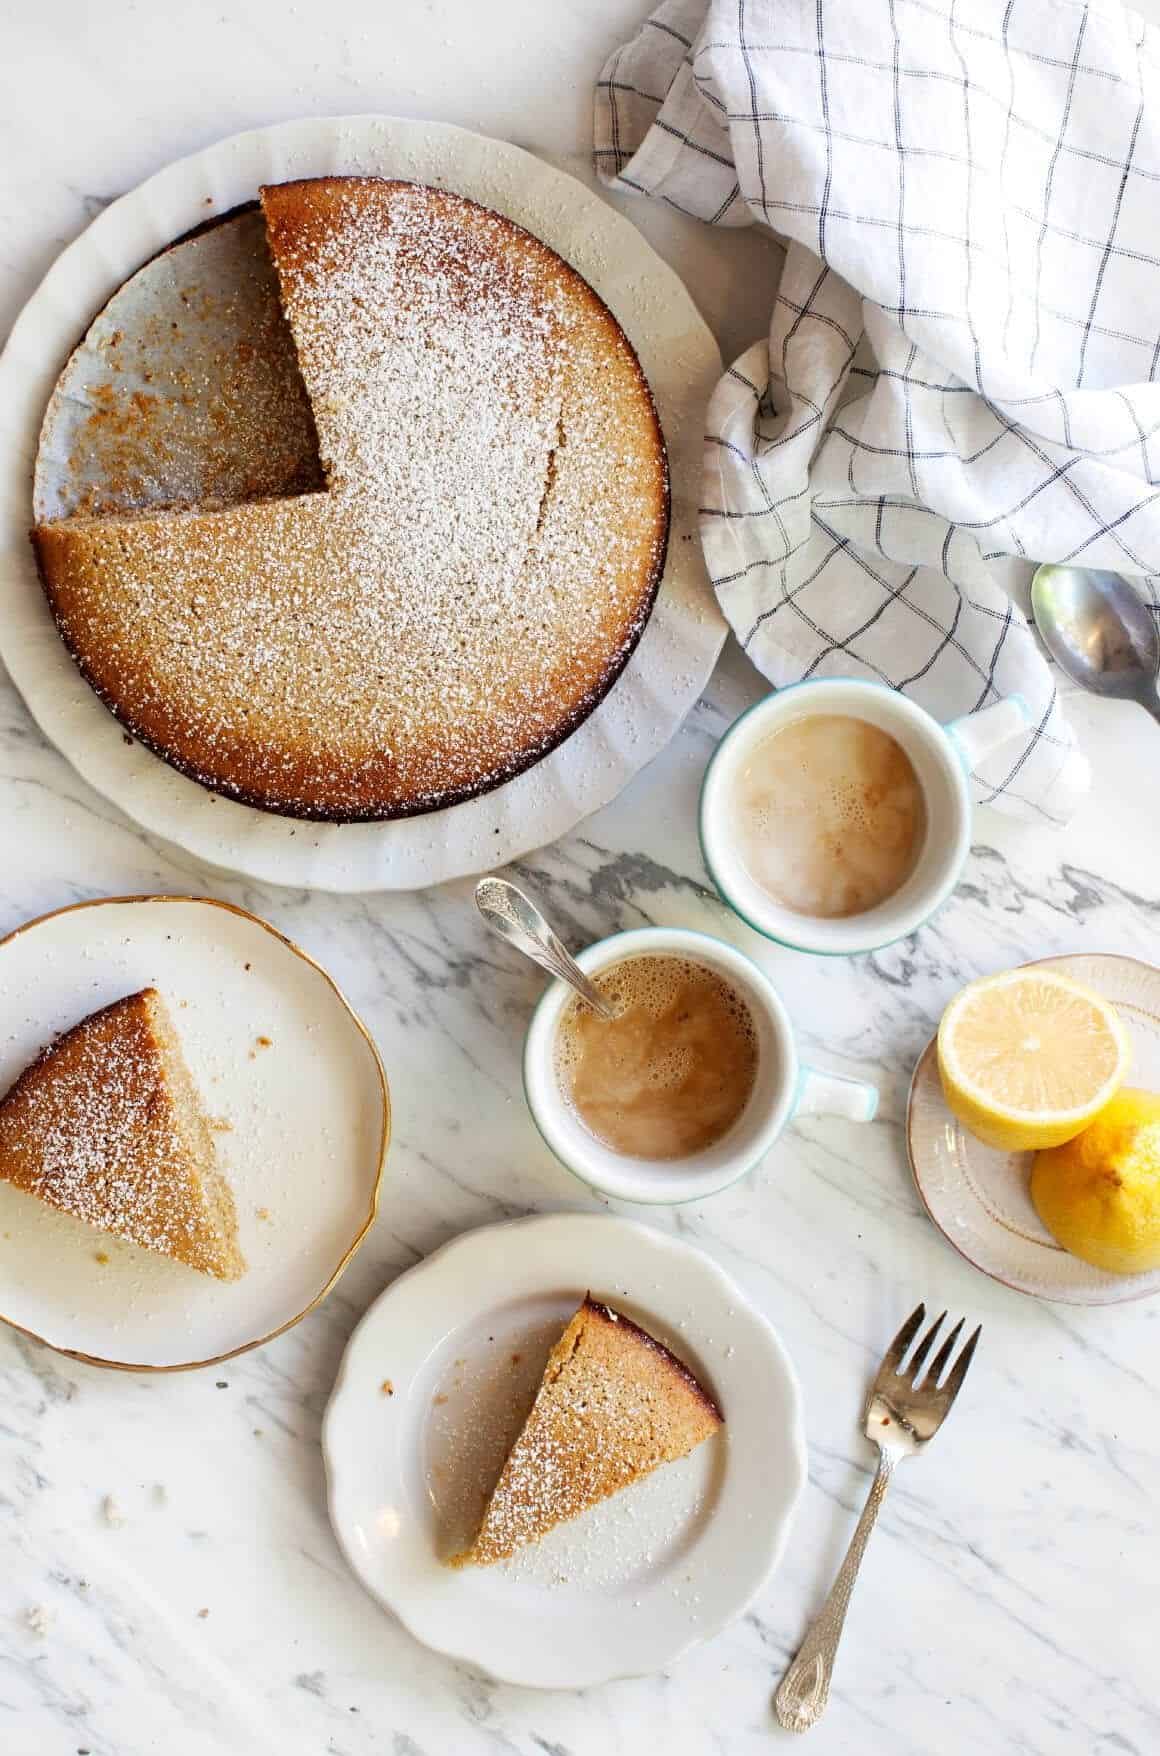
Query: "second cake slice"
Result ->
[[0, 987, 245, 1281], [452, 1295, 722, 1566]]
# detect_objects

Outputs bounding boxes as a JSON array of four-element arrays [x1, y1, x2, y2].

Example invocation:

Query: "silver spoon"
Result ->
[[474, 877, 617, 1020], [1031, 564, 1160, 723]]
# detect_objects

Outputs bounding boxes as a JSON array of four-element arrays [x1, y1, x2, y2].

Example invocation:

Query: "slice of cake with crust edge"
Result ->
[[0, 987, 245, 1281], [450, 1294, 722, 1567]]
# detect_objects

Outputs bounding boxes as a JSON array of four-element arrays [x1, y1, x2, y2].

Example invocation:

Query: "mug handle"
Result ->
[[943, 694, 1032, 771], [794, 1067, 878, 1123]]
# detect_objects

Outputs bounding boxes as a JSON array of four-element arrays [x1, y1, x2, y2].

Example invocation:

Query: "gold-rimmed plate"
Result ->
[[0, 895, 389, 1368], [908, 952, 1160, 1306]]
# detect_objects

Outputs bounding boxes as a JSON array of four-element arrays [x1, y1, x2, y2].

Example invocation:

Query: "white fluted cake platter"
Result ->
[[0, 114, 724, 891]]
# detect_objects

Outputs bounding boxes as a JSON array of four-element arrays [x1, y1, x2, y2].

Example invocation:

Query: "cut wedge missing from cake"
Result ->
[[450, 1296, 722, 1567], [0, 988, 245, 1281]]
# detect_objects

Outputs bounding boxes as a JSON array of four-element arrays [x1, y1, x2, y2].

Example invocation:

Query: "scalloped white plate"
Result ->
[[0, 115, 724, 891], [322, 1213, 806, 1687], [908, 953, 1160, 1306]]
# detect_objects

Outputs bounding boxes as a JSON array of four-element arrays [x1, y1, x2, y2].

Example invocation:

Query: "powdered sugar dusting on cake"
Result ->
[[0, 990, 239, 1275], [453, 1296, 721, 1568], [468, 1346, 672, 1557], [424, 1300, 719, 1589], [36, 179, 670, 819]]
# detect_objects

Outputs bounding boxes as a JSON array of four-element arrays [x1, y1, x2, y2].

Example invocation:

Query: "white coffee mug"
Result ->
[[523, 925, 877, 1205], [699, 679, 1031, 956]]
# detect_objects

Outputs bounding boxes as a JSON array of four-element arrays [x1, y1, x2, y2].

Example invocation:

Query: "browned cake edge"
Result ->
[[30, 512, 666, 823], [0, 988, 157, 1114], [0, 986, 246, 1282], [578, 1295, 724, 1425], [447, 1294, 722, 1567], [30, 177, 672, 824]]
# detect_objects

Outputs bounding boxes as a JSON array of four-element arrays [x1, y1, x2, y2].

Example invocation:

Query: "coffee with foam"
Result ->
[[554, 955, 758, 1160], [731, 713, 926, 919]]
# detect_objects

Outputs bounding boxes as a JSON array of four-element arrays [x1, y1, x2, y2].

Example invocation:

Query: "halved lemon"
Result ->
[[937, 968, 1130, 1152]]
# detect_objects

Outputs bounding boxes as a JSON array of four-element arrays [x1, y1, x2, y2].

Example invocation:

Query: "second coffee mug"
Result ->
[[523, 926, 877, 1204], [699, 678, 1030, 956]]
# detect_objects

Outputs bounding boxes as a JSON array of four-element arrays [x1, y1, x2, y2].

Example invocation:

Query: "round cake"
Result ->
[[32, 177, 670, 821]]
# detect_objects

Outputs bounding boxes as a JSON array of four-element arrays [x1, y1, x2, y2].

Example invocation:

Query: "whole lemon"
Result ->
[[1031, 1088, 1160, 1275]]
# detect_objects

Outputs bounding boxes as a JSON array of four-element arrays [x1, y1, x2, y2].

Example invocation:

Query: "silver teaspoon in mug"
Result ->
[[474, 877, 616, 1021], [1032, 565, 1160, 724]]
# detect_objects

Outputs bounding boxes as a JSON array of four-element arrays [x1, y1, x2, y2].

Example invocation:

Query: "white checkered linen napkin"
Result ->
[[597, 0, 1160, 822]]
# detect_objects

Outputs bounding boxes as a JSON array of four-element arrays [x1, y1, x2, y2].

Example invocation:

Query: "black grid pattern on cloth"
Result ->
[[593, 0, 1160, 822]]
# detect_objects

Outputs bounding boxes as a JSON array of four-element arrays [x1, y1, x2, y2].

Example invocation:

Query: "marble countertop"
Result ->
[[2, 4, 1159, 1753]]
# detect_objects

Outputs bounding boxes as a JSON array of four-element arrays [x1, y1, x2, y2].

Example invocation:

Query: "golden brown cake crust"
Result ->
[[452, 1295, 722, 1567], [32, 177, 670, 822], [0, 988, 245, 1281]]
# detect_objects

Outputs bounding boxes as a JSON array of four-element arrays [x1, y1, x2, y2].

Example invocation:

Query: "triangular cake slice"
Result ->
[[452, 1296, 722, 1566], [0, 988, 245, 1281]]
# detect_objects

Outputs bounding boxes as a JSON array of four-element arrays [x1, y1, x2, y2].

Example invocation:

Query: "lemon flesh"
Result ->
[[937, 968, 1129, 1153], [1032, 1089, 1160, 1275]]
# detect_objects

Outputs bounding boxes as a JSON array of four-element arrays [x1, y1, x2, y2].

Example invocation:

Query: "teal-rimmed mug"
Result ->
[[523, 926, 877, 1205], [699, 679, 1031, 957]]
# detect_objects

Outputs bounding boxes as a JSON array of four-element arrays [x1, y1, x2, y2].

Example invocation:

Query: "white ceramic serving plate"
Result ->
[[908, 952, 1160, 1306], [0, 896, 389, 1368], [323, 1212, 806, 1688], [0, 114, 725, 892]]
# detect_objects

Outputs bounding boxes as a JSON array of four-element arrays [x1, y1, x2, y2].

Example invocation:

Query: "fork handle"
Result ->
[[775, 1449, 897, 1733]]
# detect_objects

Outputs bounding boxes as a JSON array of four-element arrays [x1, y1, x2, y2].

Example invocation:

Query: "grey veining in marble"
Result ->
[[3, 4, 1160, 1754]]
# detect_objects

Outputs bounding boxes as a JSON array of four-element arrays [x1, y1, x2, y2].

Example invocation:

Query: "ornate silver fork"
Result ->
[[775, 1303, 982, 1733]]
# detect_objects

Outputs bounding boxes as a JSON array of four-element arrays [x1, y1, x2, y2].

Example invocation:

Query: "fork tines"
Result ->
[[887, 1302, 981, 1402]]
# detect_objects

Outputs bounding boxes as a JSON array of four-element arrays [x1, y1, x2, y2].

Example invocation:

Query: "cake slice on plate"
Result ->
[[0, 987, 245, 1281], [452, 1295, 722, 1566]]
